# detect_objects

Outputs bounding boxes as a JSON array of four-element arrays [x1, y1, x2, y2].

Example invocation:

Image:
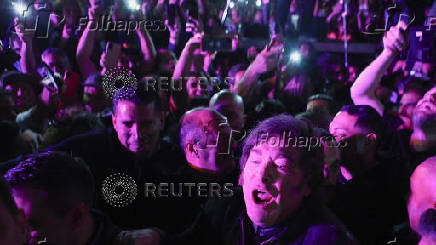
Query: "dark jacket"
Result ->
[[90, 210, 164, 245], [173, 187, 358, 245], [47, 128, 190, 231], [329, 156, 409, 245]]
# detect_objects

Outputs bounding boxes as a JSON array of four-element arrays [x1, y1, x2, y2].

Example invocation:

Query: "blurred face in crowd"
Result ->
[[242, 142, 310, 227], [399, 90, 422, 120], [0, 94, 17, 121], [408, 159, 436, 235], [0, 200, 28, 245], [329, 111, 376, 170], [231, 9, 241, 23], [300, 43, 311, 58], [329, 64, 345, 84], [117, 51, 133, 71], [186, 77, 210, 99], [421, 62, 434, 78], [42, 53, 68, 77], [348, 66, 358, 84], [254, 10, 263, 24], [158, 51, 176, 74], [185, 110, 235, 173], [63, 1, 80, 27], [13, 187, 74, 245], [5, 82, 37, 113], [83, 85, 107, 113], [112, 101, 164, 158], [413, 87, 436, 134]]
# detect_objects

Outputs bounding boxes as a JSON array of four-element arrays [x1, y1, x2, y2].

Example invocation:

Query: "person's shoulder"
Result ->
[[304, 223, 359, 245], [45, 128, 111, 152], [306, 200, 360, 244]]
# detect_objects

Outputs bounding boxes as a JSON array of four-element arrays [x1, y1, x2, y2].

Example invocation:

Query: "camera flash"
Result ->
[[290, 51, 301, 64]]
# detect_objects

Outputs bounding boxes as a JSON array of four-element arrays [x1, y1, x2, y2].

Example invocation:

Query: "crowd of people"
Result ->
[[1, 0, 436, 244]]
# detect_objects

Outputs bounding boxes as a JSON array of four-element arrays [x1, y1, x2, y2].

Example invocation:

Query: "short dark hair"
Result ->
[[0, 175, 18, 218], [339, 105, 383, 136], [307, 94, 334, 113], [4, 152, 95, 215], [112, 84, 162, 115], [0, 71, 42, 94], [404, 81, 426, 98], [240, 114, 324, 190], [41, 48, 69, 65]]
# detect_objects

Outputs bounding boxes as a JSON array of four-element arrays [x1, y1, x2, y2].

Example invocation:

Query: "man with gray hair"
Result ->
[[179, 107, 237, 181]]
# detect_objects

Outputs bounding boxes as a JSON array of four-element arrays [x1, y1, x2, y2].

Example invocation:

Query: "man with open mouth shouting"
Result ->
[[173, 114, 358, 245]]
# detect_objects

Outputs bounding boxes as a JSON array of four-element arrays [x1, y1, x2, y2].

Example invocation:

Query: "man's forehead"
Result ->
[[184, 110, 224, 125], [117, 100, 155, 112], [412, 159, 436, 185], [250, 142, 299, 160]]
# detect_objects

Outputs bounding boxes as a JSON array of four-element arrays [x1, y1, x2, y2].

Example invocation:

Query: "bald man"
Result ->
[[179, 108, 236, 176], [408, 156, 436, 245], [209, 90, 245, 133]]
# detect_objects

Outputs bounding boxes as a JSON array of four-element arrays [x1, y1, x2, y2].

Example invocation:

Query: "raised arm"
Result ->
[[15, 18, 40, 78], [76, 6, 101, 78], [137, 26, 157, 71], [171, 34, 203, 114], [351, 21, 407, 115], [238, 43, 283, 100]]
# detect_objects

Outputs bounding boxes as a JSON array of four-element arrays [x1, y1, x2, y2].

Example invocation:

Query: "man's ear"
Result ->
[[15, 209, 31, 243], [70, 202, 88, 230], [112, 114, 117, 128]]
